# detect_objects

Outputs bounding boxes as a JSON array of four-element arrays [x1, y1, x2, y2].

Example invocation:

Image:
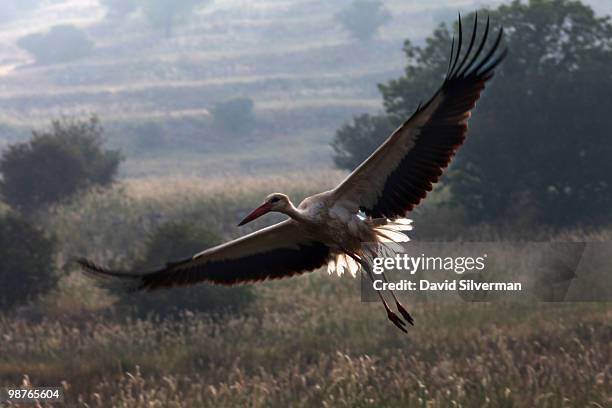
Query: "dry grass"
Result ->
[[1, 174, 609, 407], [43, 171, 344, 266], [122, 171, 345, 201], [0, 289, 609, 407]]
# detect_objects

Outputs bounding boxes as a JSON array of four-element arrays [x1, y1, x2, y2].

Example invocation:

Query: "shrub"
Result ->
[[0, 116, 122, 215], [210, 97, 256, 136], [0, 212, 56, 311], [335, 0, 391, 42], [118, 222, 255, 318], [17, 24, 93, 64]]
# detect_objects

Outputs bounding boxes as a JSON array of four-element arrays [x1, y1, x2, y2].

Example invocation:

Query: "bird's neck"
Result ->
[[281, 202, 307, 223]]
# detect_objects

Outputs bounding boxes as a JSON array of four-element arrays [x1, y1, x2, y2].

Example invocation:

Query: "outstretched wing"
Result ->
[[77, 220, 331, 291], [332, 14, 507, 219]]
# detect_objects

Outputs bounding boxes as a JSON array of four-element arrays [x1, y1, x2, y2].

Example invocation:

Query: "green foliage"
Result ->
[[0, 116, 122, 215], [335, 0, 391, 42], [17, 25, 93, 64], [0, 212, 56, 310], [210, 97, 256, 136], [140, 0, 209, 37], [332, 0, 612, 227], [453, 0, 612, 226], [332, 113, 396, 170], [118, 222, 255, 318]]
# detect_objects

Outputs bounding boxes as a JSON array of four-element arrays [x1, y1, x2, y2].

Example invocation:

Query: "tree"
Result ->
[[335, 0, 391, 42], [140, 0, 209, 37], [0, 116, 122, 214], [332, 113, 396, 170], [17, 25, 93, 64], [332, 0, 612, 227], [0, 212, 56, 311], [118, 222, 255, 318], [210, 97, 256, 135]]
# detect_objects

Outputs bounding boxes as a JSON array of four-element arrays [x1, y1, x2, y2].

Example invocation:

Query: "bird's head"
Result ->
[[238, 193, 290, 226]]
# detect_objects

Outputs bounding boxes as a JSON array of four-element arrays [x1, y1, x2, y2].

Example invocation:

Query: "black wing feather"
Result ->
[[364, 14, 507, 219], [77, 241, 331, 291]]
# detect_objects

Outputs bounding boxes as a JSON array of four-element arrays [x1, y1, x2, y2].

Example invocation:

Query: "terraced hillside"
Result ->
[[0, 0, 609, 177]]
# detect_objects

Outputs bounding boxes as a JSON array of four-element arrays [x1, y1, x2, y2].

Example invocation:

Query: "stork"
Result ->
[[77, 15, 506, 333]]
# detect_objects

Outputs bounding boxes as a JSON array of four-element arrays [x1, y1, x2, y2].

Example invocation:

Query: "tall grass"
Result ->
[[1, 174, 609, 407], [1, 292, 609, 406], [44, 171, 345, 265], [38, 171, 344, 314]]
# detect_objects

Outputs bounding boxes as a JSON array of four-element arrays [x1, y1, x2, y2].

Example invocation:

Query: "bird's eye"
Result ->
[[270, 197, 280, 203]]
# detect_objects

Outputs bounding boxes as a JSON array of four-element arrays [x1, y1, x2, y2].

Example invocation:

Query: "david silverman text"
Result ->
[[372, 279, 522, 292]]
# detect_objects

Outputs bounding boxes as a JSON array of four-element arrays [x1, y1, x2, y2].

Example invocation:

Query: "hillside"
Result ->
[[0, 0, 610, 178], [0, 0, 496, 177]]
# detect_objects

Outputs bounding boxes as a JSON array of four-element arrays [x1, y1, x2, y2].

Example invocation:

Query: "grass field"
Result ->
[[0, 175, 609, 407], [1, 289, 609, 407]]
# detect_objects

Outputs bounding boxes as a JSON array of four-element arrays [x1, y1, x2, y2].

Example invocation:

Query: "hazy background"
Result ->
[[0, 0, 607, 178]]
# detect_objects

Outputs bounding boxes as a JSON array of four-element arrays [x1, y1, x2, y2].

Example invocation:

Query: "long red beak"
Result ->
[[238, 202, 272, 226]]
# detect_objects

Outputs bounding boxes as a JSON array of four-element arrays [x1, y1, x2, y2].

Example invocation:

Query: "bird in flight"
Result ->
[[78, 14, 506, 333]]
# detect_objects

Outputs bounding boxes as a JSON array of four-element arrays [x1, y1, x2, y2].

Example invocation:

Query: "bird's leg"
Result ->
[[349, 253, 407, 333], [370, 269, 407, 333], [380, 271, 414, 326]]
